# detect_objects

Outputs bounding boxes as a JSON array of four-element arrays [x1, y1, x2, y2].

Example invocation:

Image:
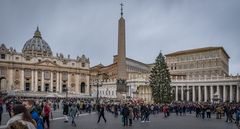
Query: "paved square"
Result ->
[[0, 109, 238, 129], [48, 112, 237, 129]]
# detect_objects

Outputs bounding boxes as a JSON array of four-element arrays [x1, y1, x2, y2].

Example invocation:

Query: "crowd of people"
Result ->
[[97, 102, 240, 128], [1, 97, 96, 129], [1, 96, 240, 129]]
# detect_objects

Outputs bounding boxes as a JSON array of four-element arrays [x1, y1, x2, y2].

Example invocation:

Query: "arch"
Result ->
[[80, 82, 86, 93]]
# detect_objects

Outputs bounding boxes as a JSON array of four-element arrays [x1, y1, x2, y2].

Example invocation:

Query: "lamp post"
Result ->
[[96, 81, 99, 104], [96, 80, 103, 104]]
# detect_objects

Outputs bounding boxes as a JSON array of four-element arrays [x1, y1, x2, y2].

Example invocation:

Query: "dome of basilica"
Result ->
[[22, 27, 53, 57]]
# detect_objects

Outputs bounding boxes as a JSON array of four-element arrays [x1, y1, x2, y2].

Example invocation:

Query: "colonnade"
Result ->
[[173, 84, 239, 102]]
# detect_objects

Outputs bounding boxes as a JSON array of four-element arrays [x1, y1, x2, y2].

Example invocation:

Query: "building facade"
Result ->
[[0, 27, 90, 97], [165, 47, 240, 102]]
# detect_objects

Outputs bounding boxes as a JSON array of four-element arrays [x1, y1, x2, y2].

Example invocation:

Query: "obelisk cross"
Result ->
[[120, 3, 123, 16]]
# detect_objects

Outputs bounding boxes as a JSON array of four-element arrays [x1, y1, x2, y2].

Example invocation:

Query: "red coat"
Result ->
[[44, 105, 51, 116], [163, 106, 168, 113]]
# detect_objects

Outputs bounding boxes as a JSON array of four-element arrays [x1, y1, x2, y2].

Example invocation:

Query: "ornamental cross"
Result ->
[[120, 3, 124, 16]]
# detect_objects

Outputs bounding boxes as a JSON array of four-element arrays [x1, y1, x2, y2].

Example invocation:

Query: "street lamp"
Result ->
[[91, 73, 103, 104], [96, 79, 103, 104]]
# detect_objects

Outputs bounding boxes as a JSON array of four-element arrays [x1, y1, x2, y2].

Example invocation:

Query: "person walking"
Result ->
[[128, 106, 133, 126], [140, 104, 145, 122], [6, 101, 13, 118], [225, 106, 234, 123], [201, 106, 206, 119], [43, 101, 51, 129], [133, 105, 139, 120], [163, 104, 168, 118], [206, 106, 211, 118], [97, 104, 107, 123], [63, 101, 69, 122], [121, 104, 129, 126], [114, 104, 118, 117], [69, 104, 78, 127], [144, 105, 150, 122], [216, 106, 222, 119], [174, 105, 179, 116]]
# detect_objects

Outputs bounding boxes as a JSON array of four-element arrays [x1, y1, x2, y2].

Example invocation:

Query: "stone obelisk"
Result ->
[[117, 3, 127, 80]]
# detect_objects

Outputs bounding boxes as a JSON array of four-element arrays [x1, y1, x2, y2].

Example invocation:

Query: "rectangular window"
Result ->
[[53, 87, 56, 92], [38, 86, 41, 91], [1, 54, 5, 59], [25, 83, 30, 91], [82, 63, 85, 67], [44, 71, 50, 80]]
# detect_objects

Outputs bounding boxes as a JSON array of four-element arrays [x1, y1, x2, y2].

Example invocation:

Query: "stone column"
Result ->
[[21, 70, 24, 91], [35, 71, 38, 92], [31, 70, 34, 91], [198, 86, 201, 102], [56, 72, 59, 92], [192, 86, 195, 102], [67, 73, 70, 93], [41, 71, 44, 91], [181, 86, 184, 101], [187, 85, 190, 102], [175, 86, 178, 101], [217, 85, 220, 99], [204, 86, 207, 102], [230, 85, 233, 102], [59, 72, 62, 93], [210, 86, 213, 102], [223, 85, 226, 102], [8, 69, 13, 91], [76, 74, 80, 94], [50, 72, 53, 92], [85, 75, 90, 95]]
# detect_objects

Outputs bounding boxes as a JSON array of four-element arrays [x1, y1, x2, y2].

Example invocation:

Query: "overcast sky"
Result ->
[[0, 0, 239, 75]]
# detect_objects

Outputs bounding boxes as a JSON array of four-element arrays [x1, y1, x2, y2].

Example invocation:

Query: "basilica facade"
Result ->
[[0, 27, 90, 97]]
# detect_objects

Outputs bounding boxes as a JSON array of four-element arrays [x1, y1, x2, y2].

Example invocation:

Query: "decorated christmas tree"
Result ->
[[149, 52, 172, 103]]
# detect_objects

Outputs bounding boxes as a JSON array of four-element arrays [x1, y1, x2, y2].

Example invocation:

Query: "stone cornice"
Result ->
[[0, 61, 90, 73]]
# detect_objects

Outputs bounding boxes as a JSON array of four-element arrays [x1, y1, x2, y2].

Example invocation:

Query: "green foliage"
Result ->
[[149, 52, 172, 103]]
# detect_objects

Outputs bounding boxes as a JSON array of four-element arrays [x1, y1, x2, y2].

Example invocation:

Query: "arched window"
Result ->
[[80, 82, 86, 93]]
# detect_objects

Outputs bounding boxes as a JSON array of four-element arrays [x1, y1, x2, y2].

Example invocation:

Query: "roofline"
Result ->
[[165, 46, 230, 58]]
